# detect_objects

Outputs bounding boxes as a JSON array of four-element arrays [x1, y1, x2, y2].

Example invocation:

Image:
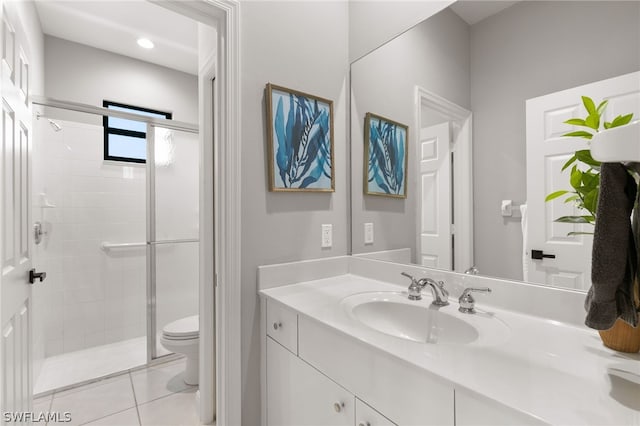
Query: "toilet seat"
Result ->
[[162, 315, 199, 340]]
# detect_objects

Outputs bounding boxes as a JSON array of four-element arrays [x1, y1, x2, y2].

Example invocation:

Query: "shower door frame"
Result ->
[[31, 96, 199, 364], [145, 123, 199, 361]]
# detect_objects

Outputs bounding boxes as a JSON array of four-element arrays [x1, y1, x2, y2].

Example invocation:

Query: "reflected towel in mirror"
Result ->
[[585, 163, 639, 330]]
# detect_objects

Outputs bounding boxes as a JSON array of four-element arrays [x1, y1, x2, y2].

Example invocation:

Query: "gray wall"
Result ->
[[44, 36, 198, 123], [240, 2, 349, 425], [351, 7, 470, 260], [471, 1, 640, 280], [348, 0, 453, 62]]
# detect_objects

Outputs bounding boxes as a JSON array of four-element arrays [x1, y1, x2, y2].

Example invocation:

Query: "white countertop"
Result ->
[[260, 273, 640, 426]]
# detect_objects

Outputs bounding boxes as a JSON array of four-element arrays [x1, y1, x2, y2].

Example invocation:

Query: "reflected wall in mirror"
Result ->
[[350, 1, 640, 291]]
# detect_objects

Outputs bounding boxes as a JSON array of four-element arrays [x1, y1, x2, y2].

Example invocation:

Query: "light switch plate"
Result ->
[[364, 223, 374, 244], [321, 224, 332, 248]]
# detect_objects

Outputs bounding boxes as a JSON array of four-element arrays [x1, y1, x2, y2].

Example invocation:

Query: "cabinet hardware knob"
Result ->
[[273, 322, 282, 330], [333, 402, 344, 413], [358, 423, 371, 426]]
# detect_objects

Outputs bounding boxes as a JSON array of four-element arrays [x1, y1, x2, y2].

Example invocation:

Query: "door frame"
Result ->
[[115, 0, 241, 423], [415, 87, 473, 272], [156, 1, 242, 424]]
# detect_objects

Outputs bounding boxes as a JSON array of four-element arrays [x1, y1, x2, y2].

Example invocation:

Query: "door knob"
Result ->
[[28, 269, 47, 284], [531, 249, 555, 260]]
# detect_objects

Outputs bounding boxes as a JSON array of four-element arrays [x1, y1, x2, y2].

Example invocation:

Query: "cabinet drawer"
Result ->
[[356, 398, 397, 426], [266, 299, 298, 354]]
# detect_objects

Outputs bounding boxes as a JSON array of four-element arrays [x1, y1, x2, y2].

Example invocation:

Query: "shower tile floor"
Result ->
[[35, 335, 170, 395], [34, 358, 202, 426]]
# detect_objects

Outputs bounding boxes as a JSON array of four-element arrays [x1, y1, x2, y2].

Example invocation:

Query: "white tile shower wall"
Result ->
[[33, 119, 147, 357]]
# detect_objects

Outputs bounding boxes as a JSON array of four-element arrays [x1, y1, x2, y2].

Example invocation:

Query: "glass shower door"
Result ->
[[146, 125, 199, 360]]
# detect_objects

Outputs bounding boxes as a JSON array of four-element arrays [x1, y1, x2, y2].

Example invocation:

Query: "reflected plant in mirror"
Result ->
[[545, 96, 635, 234]]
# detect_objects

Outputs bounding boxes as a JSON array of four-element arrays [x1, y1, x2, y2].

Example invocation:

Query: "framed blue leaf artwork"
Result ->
[[266, 83, 335, 192], [364, 113, 408, 198]]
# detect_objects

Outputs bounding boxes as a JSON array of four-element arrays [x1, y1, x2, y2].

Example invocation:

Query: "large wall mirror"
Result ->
[[350, 1, 640, 291]]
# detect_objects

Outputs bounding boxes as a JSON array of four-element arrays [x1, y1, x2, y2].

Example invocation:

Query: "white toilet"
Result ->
[[160, 315, 199, 385]]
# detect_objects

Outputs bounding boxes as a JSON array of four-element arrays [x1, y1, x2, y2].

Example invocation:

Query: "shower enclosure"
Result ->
[[31, 98, 199, 394]]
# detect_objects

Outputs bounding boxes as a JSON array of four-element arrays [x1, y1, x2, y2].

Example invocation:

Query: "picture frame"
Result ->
[[364, 112, 408, 198], [265, 83, 335, 192]]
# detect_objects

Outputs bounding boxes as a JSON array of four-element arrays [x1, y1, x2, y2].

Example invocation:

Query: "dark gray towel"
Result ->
[[585, 163, 639, 330]]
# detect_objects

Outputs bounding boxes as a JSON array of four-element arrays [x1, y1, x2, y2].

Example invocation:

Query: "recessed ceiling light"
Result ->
[[137, 38, 154, 49]]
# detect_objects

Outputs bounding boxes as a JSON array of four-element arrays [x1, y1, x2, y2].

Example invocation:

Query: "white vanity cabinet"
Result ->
[[259, 264, 635, 426], [263, 298, 453, 426], [266, 338, 354, 426]]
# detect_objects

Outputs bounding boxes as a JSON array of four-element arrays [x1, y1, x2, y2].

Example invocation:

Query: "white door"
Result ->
[[1, 5, 35, 419], [418, 122, 452, 269], [526, 71, 640, 290]]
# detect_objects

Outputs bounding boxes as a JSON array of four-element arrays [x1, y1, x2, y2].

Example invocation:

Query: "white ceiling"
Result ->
[[35, 1, 199, 75], [450, 1, 519, 25], [34, 0, 519, 75]]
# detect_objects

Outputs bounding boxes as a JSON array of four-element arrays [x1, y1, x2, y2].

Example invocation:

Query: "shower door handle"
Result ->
[[29, 268, 47, 284]]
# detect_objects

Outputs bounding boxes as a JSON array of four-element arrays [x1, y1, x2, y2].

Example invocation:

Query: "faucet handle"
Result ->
[[401, 272, 416, 282], [458, 287, 491, 314], [401, 272, 422, 301]]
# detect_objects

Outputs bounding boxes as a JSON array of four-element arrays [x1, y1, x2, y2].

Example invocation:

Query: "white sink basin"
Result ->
[[341, 291, 510, 346]]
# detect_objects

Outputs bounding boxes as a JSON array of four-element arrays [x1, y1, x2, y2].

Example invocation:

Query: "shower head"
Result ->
[[36, 112, 62, 132]]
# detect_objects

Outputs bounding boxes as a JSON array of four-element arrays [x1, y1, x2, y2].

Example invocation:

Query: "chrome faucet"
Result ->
[[458, 287, 492, 314], [401, 272, 449, 306]]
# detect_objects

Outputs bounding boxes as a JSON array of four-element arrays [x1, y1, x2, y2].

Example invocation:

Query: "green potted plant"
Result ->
[[546, 96, 638, 352], [545, 96, 634, 231]]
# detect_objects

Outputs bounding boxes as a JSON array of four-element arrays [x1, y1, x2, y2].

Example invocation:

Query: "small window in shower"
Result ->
[[103, 101, 172, 163]]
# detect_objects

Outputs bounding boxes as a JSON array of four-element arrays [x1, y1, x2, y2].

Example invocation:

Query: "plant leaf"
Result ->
[[610, 113, 634, 128], [545, 190, 569, 202], [567, 231, 595, 236], [555, 215, 594, 224], [584, 188, 599, 215], [582, 96, 596, 115], [564, 118, 587, 127], [585, 112, 600, 130], [581, 172, 596, 189], [561, 155, 577, 171], [563, 130, 593, 139], [596, 100, 608, 115], [563, 195, 580, 203], [574, 149, 601, 168], [604, 121, 612, 129], [570, 167, 583, 189]]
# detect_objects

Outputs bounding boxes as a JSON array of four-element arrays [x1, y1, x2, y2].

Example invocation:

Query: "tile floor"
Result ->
[[33, 358, 203, 426]]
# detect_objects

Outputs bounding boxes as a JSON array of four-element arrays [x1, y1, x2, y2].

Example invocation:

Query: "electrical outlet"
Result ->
[[364, 223, 374, 244], [321, 224, 332, 248]]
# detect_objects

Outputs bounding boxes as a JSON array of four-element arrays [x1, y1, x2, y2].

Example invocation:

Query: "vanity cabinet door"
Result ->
[[355, 398, 397, 426], [455, 388, 547, 426], [267, 337, 354, 426], [266, 299, 298, 354]]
